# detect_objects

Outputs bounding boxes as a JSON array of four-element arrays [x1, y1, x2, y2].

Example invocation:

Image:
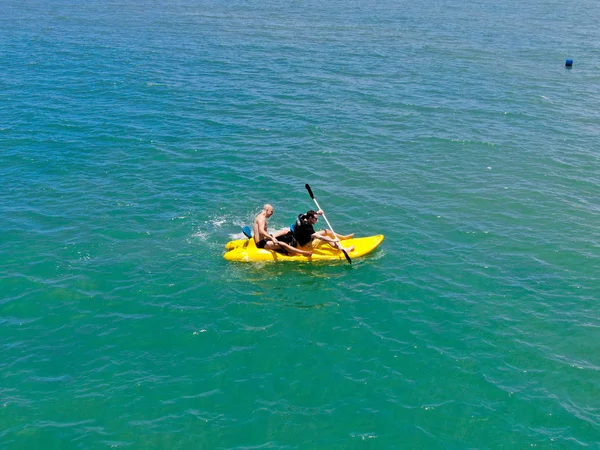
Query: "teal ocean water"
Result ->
[[2, 0, 600, 447]]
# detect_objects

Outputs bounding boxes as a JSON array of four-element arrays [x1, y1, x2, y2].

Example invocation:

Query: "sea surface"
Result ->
[[1, 0, 600, 448]]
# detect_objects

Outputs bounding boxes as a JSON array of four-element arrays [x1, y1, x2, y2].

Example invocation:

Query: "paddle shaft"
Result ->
[[305, 184, 351, 264], [310, 198, 338, 240]]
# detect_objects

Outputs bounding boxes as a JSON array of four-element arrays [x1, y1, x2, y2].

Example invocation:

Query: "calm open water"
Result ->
[[1, 0, 600, 448]]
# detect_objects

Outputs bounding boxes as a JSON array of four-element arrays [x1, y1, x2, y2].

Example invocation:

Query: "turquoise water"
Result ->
[[2, 0, 600, 447]]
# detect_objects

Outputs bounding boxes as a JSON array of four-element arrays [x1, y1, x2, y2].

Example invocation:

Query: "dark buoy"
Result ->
[[565, 59, 573, 68]]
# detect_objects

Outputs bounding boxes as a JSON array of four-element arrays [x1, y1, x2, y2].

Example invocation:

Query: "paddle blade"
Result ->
[[242, 226, 253, 238], [342, 249, 352, 264], [305, 184, 314, 199]]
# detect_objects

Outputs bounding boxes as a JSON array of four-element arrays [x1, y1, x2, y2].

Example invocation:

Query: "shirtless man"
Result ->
[[253, 204, 312, 257]]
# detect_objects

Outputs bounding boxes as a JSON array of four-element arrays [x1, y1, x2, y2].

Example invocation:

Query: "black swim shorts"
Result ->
[[256, 239, 268, 249], [278, 232, 297, 247]]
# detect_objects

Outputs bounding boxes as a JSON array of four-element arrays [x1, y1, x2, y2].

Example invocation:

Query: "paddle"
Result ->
[[305, 184, 352, 264], [241, 226, 253, 239]]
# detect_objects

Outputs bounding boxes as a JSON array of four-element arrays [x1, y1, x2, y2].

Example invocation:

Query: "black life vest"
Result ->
[[291, 214, 314, 247]]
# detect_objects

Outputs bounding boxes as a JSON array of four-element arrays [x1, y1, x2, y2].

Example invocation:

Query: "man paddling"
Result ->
[[253, 204, 312, 257], [292, 210, 354, 253]]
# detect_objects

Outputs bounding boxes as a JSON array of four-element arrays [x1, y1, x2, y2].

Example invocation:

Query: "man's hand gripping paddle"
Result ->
[[305, 184, 352, 264]]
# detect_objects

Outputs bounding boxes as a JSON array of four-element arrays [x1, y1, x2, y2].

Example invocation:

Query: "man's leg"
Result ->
[[316, 231, 354, 253], [264, 241, 312, 257], [278, 241, 312, 257], [273, 229, 292, 238], [322, 230, 354, 240]]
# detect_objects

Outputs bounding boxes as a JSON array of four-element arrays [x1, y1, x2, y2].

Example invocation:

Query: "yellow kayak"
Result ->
[[223, 235, 384, 262]]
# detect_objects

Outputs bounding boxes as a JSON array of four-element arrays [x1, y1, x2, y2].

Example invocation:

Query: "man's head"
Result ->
[[263, 204, 274, 218], [306, 210, 318, 224]]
